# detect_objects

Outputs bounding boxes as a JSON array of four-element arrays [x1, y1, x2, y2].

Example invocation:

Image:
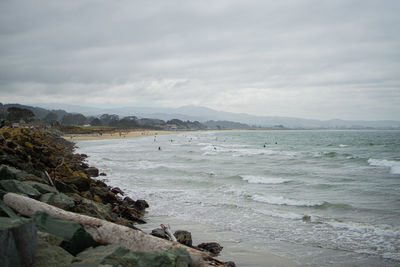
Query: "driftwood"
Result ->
[[161, 224, 178, 242], [44, 170, 55, 188], [3, 193, 226, 267]]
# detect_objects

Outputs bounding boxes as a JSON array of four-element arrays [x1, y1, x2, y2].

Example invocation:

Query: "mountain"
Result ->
[[28, 103, 400, 129]]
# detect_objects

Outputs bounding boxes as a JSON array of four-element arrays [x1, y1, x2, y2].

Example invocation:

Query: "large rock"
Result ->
[[0, 199, 18, 218], [71, 196, 114, 221], [197, 242, 223, 255], [174, 230, 193, 247], [135, 199, 149, 211], [62, 176, 91, 192], [65, 244, 191, 267], [33, 211, 97, 256], [24, 181, 58, 194], [0, 217, 37, 267], [0, 164, 40, 182], [0, 179, 41, 199], [32, 238, 74, 267], [84, 167, 99, 177], [40, 192, 75, 210], [151, 228, 169, 240]]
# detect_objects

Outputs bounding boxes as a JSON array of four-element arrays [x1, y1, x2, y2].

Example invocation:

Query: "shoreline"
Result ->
[[64, 128, 400, 141]]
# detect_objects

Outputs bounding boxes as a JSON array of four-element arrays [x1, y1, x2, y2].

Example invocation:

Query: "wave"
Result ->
[[240, 175, 291, 184], [368, 158, 400, 174], [251, 195, 325, 207]]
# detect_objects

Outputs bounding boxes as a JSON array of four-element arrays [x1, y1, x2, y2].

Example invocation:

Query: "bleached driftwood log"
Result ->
[[161, 224, 178, 242], [3, 193, 226, 267]]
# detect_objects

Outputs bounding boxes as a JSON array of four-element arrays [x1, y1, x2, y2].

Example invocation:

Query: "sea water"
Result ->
[[76, 130, 400, 266]]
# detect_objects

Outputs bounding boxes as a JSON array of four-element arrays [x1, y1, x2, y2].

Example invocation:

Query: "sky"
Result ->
[[0, 0, 399, 121]]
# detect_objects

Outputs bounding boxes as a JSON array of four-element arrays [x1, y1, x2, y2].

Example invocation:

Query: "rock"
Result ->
[[67, 244, 191, 267], [0, 164, 31, 180], [150, 228, 169, 240], [32, 238, 74, 267], [302, 215, 311, 222], [62, 176, 91, 192], [99, 172, 107, 176], [55, 179, 77, 193], [120, 206, 146, 224], [123, 196, 135, 206], [111, 186, 124, 195], [0, 179, 41, 199], [135, 199, 149, 211], [174, 230, 193, 247], [197, 242, 223, 255], [0, 199, 18, 218], [33, 211, 97, 256], [0, 217, 37, 267], [40, 192, 75, 210], [71, 197, 114, 221], [225, 261, 237, 267], [84, 167, 99, 177], [24, 181, 58, 194]]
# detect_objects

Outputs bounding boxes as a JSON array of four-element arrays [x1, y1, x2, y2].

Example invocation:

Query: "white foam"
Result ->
[[368, 158, 400, 174], [251, 195, 324, 207], [339, 144, 348, 147], [241, 175, 291, 184]]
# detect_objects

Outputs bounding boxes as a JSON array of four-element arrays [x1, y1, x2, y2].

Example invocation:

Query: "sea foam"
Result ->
[[251, 195, 324, 207], [368, 158, 400, 174], [241, 175, 291, 184]]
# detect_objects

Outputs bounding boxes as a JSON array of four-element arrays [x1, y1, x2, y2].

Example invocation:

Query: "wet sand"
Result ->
[[139, 215, 301, 267]]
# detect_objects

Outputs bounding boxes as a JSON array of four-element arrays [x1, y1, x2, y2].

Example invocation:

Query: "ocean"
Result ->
[[76, 130, 400, 266]]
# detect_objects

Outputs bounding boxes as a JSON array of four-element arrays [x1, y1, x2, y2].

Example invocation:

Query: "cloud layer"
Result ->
[[1, 0, 399, 120]]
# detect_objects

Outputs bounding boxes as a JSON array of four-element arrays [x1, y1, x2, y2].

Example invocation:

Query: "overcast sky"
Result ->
[[0, 0, 399, 120]]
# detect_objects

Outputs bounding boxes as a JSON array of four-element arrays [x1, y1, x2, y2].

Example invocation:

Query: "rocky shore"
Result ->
[[0, 127, 233, 267]]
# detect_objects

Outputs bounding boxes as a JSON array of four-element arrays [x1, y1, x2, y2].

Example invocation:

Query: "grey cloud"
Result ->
[[0, 0, 399, 120]]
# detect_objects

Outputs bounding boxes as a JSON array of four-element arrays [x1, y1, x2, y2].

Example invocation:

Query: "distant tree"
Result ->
[[99, 114, 119, 126], [0, 103, 5, 120], [6, 107, 35, 123], [43, 112, 58, 124], [90, 118, 102, 126], [61, 113, 88, 125]]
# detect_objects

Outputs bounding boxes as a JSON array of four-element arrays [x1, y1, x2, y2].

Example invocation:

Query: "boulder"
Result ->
[[0, 165, 31, 180], [40, 193, 75, 210], [0, 199, 18, 218], [32, 238, 74, 267], [33, 211, 97, 256], [24, 181, 58, 194], [174, 230, 193, 247], [151, 228, 169, 240], [62, 176, 91, 192], [84, 167, 99, 177], [0, 179, 41, 199], [0, 217, 37, 267], [197, 242, 223, 255], [71, 197, 114, 221], [111, 187, 124, 195], [55, 179, 77, 193], [120, 206, 146, 224], [225, 261, 237, 267], [135, 199, 149, 211], [65, 244, 191, 267]]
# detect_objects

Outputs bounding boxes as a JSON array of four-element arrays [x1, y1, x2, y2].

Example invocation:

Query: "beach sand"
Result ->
[[140, 215, 301, 267], [64, 129, 177, 141]]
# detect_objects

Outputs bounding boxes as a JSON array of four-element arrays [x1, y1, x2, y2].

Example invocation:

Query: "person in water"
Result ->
[[158, 146, 161, 151]]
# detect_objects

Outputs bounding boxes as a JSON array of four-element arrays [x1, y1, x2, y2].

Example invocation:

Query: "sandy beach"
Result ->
[[63, 129, 178, 141]]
